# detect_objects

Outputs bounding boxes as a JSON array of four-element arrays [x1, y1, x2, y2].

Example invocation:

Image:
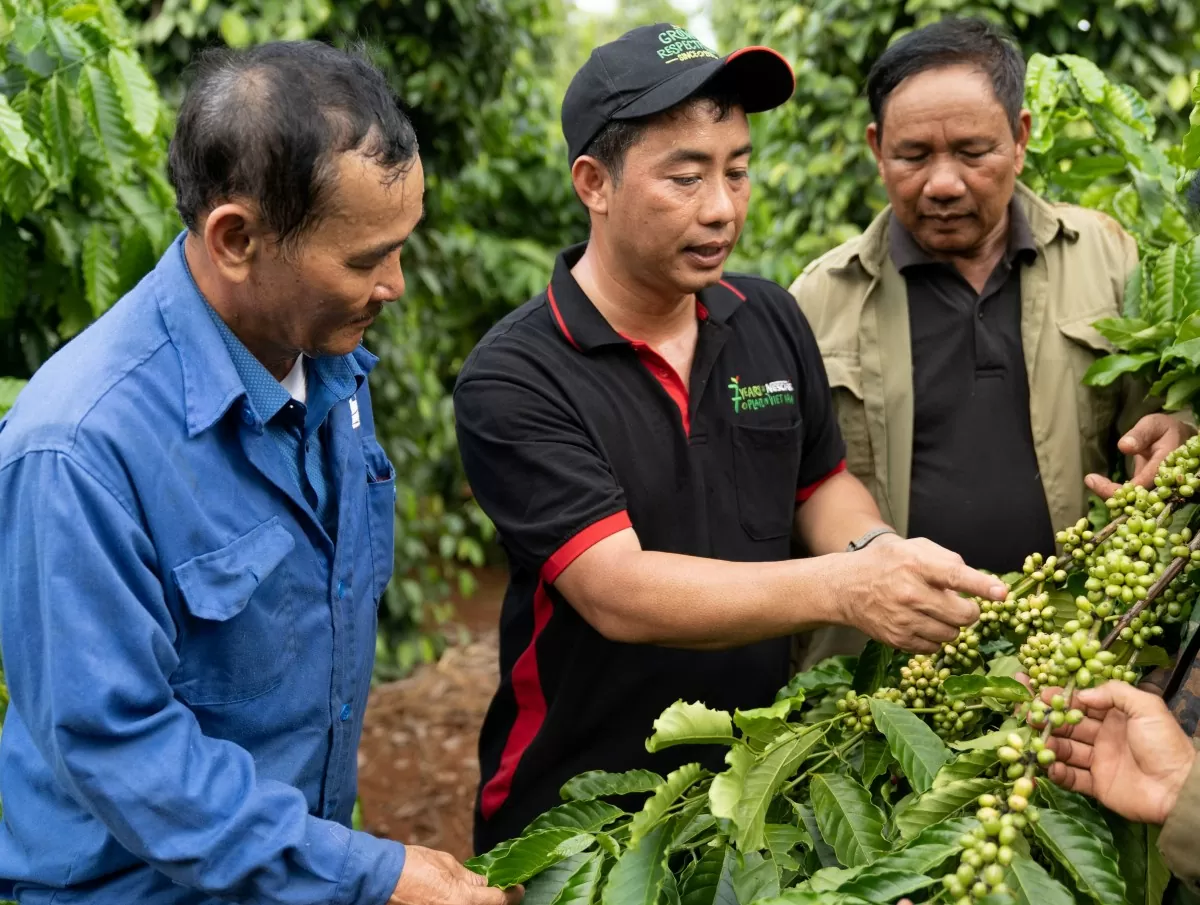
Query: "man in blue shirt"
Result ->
[[0, 42, 516, 905]]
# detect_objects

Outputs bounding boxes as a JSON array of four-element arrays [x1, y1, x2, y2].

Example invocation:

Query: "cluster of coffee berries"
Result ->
[[1025, 692, 1085, 731], [995, 730, 1056, 776], [1152, 436, 1200, 497], [945, 778, 1041, 904], [1057, 517, 1097, 562], [834, 690, 876, 731]]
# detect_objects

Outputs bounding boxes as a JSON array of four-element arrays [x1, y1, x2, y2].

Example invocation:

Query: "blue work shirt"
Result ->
[[0, 233, 404, 904]]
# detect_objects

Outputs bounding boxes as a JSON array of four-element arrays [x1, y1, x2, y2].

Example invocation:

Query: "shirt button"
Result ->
[[337, 580, 346, 599], [241, 407, 255, 426], [339, 703, 352, 721]]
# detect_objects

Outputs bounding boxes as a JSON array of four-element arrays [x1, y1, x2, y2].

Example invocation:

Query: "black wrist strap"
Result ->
[[846, 527, 898, 553]]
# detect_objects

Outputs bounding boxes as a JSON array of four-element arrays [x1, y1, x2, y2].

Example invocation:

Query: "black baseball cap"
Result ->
[[562, 23, 795, 165]]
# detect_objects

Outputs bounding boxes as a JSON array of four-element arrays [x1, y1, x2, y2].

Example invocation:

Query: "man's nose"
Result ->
[[923, 156, 967, 201]]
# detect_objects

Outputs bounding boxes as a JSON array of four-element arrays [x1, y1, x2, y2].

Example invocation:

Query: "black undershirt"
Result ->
[[896, 204, 1055, 574]]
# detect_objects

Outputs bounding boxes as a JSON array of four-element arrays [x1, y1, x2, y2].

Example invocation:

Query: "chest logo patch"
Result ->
[[728, 376, 795, 414]]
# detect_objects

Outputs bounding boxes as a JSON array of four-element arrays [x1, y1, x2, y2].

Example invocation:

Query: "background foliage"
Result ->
[[716, 0, 1200, 286]]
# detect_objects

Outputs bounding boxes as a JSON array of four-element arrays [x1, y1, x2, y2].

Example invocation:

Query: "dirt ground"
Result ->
[[356, 567, 507, 860]]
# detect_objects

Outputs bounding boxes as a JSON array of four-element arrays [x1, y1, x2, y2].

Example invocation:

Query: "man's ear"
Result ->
[[571, 156, 614, 216], [200, 202, 266, 284], [1013, 109, 1033, 176], [866, 122, 886, 182]]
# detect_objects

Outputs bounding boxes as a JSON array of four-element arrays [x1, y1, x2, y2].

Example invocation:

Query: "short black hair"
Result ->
[[169, 41, 419, 248], [582, 87, 741, 183], [867, 17, 1026, 138]]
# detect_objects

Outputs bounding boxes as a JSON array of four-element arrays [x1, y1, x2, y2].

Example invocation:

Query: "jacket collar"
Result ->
[[845, 181, 1081, 279], [155, 232, 377, 438], [547, 242, 745, 352]]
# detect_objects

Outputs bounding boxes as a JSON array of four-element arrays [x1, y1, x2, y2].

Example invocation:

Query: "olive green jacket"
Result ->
[[788, 181, 1144, 540], [1161, 739, 1200, 891]]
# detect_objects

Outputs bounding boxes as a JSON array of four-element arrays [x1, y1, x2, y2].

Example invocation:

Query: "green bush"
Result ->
[[0, 0, 178, 377], [716, 0, 1200, 286]]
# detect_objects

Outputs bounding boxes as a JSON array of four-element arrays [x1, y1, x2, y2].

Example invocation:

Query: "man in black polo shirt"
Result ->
[[453, 24, 1008, 852]]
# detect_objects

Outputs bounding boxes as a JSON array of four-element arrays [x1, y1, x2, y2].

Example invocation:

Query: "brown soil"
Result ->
[[356, 566, 506, 860]]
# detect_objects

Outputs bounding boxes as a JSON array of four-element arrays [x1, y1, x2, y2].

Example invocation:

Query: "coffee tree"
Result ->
[[0, 0, 177, 377], [467, 440, 1200, 903]]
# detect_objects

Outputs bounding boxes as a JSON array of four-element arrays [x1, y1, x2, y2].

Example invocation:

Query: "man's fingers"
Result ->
[[1075, 679, 1148, 716], [1047, 760, 1094, 797], [938, 564, 1006, 602], [1084, 473, 1122, 499]]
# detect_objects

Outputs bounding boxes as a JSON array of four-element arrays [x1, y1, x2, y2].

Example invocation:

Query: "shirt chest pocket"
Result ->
[[363, 438, 396, 603], [731, 420, 803, 541], [1056, 312, 1118, 443], [171, 518, 297, 706]]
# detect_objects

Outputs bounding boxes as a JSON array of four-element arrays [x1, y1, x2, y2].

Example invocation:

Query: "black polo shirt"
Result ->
[[454, 243, 846, 851], [898, 202, 1055, 574]]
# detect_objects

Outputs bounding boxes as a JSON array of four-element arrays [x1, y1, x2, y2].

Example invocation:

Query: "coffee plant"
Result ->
[[466, 440, 1200, 904]]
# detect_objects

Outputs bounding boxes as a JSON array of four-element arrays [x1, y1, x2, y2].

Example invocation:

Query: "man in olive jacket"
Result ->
[[789, 20, 1192, 669]]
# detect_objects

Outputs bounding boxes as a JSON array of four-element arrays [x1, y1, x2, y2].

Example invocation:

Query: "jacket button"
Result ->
[[340, 703, 352, 721]]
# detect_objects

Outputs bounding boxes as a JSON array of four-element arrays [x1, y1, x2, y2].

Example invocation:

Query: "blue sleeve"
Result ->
[[0, 450, 405, 905]]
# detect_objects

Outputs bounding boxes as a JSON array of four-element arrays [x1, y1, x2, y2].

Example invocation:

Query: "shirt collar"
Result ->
[[888, 199, 1039, 273], [546, 242, 744, 353], [156, 232, 374, 437]]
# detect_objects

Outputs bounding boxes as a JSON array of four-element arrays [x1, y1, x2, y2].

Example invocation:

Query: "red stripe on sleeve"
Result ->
[[796, 459, 847, 502], [541, 511, 632, 584], [479, 582, 554, 820]]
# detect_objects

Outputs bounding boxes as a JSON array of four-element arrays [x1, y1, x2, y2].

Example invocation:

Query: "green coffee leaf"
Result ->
[[775, 658, 853, 701], [646, 700, 733, 753], [108, 48, 159, 140], [869, 842, 960, 875], [679, 844, 737, 905], [670, 802, 715, 850], [1062, 53, 1108, 103], [1031, 809, 1126, 904], [735, 727, 825, 851], [628, 764, 704, 847], [1035, 782, 1116, 852], [1006, 855, 1075, 905], [852, 642, 893, 694], [1103, 811, 1147, 905], [896, 778, 999, 841], [859, 737, 893, 787], [732, 851, 780, 903], [810, 774, 888, 867], [218, 9, 252, 46], [942, 674, 1032, 703], [79, 62, 132, 173], [486, 828, 596, 888], [1147, 826, 1170, 905], [1082, 352, 1158, 386], [521, 852, 596, 905], [794, 800, 839, 869], [708, 743, 754, 820], [0, 93, 31, 167], [895, 816, 977, 856], [0, 220, 28, 320], [83, 223, 119, 316], [836, 868, 936, 903], [734, 696, 803, 742], [867, 698, 950, 794], [934, 749, 999, 787], [464, 838, 513, 876], [764, 823, 810, 871], [754, 892, 872, 905], [561, 769, 663, 802], [40, 75, 74, 186], [524, 800, 625, 834], [601, 823, 671, 905]]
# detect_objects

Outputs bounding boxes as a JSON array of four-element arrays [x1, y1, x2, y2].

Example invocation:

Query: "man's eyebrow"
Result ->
[[349, 207, 426, 260], [661, 145, 753, 167], [893, 139, 930, 153], [730, 143, 753, 159]]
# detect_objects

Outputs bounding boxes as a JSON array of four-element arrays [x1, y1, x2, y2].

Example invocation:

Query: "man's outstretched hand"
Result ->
[[1039, 681, 1195, 825], [389, 846, 522, 905], [1086, 413, 1194, 498]]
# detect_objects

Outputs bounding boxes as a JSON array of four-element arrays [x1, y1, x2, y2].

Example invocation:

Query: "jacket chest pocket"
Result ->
[[824, 355, 875, 493], [1056, 313, 1118, 444], [731, 421, 803, 540], [363, 438, 396, 603], [171, 518, 297, 706]]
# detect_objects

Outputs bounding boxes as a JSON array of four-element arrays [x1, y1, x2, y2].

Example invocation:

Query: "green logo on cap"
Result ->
[[657, 26, 717, 64]]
